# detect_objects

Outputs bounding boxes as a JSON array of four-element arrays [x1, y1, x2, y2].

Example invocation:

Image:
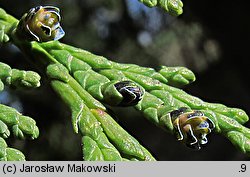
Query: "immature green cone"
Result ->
[[169, 107, 215, 149], [105, 80, 144, 106], [16, 6, 65, 42]]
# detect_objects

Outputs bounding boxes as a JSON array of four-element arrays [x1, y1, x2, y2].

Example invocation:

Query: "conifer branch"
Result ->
[[0, 4, 250, 160], [0, 62, 41, 90]]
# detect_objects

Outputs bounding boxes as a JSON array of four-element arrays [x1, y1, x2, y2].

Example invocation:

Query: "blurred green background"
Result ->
[[0, 0, 250, 160]]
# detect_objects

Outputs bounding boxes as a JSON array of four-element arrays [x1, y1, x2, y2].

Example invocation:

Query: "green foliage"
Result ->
[[0, 104, 39, 139], [0, 137, 25, 161], [47, 63, 155, 160], [0, 62, 40, 140], [0, 8, 18, 44], [138, 0, 183, 16], [38, 41, 249, 154], [0, 2, 250, 161], [0, 62, 41, 90], [0, 59, 40, 161], [0, 11, 40, 161]]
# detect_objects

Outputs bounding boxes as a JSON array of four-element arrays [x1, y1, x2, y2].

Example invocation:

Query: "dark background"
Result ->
[[0, 0, 250, 160]]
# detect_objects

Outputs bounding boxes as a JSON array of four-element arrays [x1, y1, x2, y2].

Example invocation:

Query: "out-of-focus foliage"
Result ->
[[138, 0, 183, 16]]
